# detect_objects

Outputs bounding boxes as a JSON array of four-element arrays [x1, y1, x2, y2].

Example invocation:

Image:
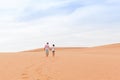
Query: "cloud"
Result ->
[[1, 0, 29, 8], [16, 0, 83, 22], [0, 0, 120, 52]]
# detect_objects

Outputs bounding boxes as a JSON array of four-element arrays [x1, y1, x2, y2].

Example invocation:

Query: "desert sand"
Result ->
[[0, 43, 120, 80]]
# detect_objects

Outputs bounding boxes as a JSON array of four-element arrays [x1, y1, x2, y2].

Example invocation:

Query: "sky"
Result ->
[[0, 0, 120, 52]]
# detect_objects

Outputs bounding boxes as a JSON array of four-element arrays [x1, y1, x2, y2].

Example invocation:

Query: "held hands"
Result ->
[[50, 48, 52, 51]]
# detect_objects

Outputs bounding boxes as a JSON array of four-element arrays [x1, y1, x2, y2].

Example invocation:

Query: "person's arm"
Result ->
[[49, 46, 51, 50], [44, 45, 46, 51]]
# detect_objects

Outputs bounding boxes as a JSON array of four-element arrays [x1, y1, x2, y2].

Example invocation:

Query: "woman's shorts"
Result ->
[[52, 51, 55, 53]]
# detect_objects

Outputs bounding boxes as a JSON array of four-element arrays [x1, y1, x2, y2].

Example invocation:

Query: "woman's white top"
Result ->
[[51, 46, 55, 51]]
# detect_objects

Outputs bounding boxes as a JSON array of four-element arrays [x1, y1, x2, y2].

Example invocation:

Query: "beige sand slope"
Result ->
[[0, 43, 120, 80]]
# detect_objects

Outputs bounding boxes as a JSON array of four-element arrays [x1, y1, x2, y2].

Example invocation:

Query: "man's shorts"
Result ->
[[45, 49, 49, 54]]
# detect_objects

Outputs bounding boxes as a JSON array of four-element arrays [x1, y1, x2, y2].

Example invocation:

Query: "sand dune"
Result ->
[[0, 43, 120, 80]]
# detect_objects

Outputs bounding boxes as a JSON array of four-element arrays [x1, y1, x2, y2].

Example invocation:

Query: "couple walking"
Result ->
[[44, 42, 55, 57]]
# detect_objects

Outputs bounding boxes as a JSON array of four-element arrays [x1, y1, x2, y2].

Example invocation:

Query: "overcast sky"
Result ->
[[0, 0, 120, 52]]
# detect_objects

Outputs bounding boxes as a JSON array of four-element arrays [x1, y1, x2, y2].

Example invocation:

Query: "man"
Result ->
[[44, 42, 50, 57]]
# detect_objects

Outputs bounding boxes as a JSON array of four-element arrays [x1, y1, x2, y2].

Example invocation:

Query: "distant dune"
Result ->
[[0, 43, 120, 80], [93, 43, 120, 48], [23, 43, 120, 52], [22, 47, 87, 52]]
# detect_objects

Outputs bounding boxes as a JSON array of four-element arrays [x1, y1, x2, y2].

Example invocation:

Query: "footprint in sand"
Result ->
[[21, 73, 29, 80], [20, 58, 60, 80]]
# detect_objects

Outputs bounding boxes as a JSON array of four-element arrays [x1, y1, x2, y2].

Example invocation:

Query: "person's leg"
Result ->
[[52, 51, 55, 57], [46, 50, 49, 57], [47, 53, 49, 57]]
